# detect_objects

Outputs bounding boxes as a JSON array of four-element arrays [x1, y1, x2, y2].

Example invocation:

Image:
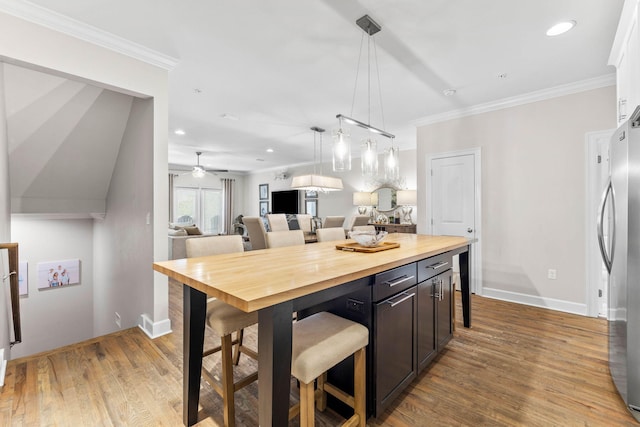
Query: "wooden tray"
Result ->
[[335, 242, 400, 253]]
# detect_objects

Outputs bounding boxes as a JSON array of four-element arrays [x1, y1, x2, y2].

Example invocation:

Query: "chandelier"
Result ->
[[291, 127, 343, 192], [335, 15, 399, 180]]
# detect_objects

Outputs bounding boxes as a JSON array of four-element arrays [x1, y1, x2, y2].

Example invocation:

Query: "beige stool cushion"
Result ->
[[206, 299, 259, 336], [316, 227, 346, 242], [292, 312, 368, 384], [266, 230, 305, 248]]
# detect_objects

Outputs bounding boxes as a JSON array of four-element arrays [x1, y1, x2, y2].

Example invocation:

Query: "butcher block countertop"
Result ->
[[153, 233, 470, 313]]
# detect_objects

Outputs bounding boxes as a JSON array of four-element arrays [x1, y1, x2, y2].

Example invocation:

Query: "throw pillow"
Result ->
[[169, 228, 188, 236], [183, 226, 202, 235]]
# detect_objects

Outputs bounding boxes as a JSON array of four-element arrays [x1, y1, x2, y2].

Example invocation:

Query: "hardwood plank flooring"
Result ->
[[1, 281, 638, 426]]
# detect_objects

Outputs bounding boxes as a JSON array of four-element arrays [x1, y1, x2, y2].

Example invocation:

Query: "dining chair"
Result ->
[[266, 213, 289, 231], [296, 214, 313, 233], [323, 216, 345, 229], [185, 235, 258, 427], [352, 225, 376, 233], [288, 312, 368, 426], [265, 230, 305, 248], [316, 227, 347, 242], [346, 215, 370, 230], [243, 216, 268, 250]]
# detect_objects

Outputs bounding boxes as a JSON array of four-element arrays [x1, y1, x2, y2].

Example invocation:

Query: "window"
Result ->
[[174, 186, 223, 234]]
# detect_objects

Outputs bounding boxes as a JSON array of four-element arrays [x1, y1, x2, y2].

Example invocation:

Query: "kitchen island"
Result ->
[[153, 233, 472, 426]]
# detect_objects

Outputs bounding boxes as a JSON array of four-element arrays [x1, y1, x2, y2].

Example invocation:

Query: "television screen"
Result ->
[[272, 190, 300, 214]]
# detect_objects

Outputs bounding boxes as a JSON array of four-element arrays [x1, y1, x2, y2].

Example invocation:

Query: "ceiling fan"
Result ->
[[175, 152, 228, 177]]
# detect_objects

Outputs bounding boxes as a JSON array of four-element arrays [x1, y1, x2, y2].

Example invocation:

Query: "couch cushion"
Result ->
[[168, 228, 188, 236]]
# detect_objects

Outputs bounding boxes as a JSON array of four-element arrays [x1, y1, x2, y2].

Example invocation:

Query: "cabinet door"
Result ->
[[417, 279, 436, 372], [374, 287, 416, 415], [436, 270, 453, 350]]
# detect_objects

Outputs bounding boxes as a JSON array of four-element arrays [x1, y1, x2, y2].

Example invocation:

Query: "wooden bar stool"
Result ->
[[289, 312, 368, 427], [186, 235, 258, 427]]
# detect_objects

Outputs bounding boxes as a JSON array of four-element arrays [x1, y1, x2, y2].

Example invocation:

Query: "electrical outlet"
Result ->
[[115, 312, 121, 328], [548, 269, 557, 280]]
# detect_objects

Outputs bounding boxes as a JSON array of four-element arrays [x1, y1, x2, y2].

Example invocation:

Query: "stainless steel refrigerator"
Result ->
[[598, 107, 640, 422]]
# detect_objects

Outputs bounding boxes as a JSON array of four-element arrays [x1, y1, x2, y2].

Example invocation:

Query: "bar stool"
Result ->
[[289, 311, 368, 427], [185, 235, 258, 427]]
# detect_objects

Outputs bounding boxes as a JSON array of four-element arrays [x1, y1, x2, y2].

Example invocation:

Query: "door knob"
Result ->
[[467, 227, 473, 233]]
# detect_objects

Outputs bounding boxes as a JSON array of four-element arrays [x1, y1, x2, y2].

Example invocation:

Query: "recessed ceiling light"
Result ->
[[443, 89, 456, 97], [174, 129, 186, 135], [266, 148, 274, 153], [546, 20, 576, 36]]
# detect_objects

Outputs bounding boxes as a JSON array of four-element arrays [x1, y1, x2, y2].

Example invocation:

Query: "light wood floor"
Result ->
[[1, 282, 638, 426]]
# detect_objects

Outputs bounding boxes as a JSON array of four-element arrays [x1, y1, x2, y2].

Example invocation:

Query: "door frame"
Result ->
[[426, 148, 483, 295], [585, 129, 614, 318]]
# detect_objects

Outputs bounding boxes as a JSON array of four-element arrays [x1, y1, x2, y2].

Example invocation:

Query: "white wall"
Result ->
[[416, 86, 616, 309], [94, 98, 156, 336], [0, 63, 11, 359], [1, 11, 171, 355], [244, 149, 418, 222], [10, 218, 94, 358]]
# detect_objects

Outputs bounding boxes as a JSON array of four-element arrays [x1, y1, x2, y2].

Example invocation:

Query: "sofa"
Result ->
[[168, 223, 250, 259]]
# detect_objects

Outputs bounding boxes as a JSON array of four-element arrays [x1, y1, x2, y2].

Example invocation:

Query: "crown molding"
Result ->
[[413, 74, 616, 128], [0, 0, 178, 70]]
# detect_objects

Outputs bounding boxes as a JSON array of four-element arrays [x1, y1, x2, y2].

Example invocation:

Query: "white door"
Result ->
[[428, 150, 481, 295], [431, 155, 475, 237]]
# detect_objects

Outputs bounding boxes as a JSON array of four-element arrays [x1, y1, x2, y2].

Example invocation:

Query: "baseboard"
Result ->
[[482, 287, 588, 316], [138, 314, 172, 339], [0, 348, 7, 387]]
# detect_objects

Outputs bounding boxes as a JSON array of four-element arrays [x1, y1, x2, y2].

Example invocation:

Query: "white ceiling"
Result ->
[[17, 0, 625, 173]]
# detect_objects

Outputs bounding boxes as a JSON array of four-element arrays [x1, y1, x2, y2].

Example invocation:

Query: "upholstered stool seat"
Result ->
[[206, 299, 258, 337], [290, 311, 368, 427]]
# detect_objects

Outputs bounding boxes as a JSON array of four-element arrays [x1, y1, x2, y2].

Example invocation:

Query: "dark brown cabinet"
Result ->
[[305, 252, 454, 418], [374, 285, 417, 415], [418, 269, 452, 371]]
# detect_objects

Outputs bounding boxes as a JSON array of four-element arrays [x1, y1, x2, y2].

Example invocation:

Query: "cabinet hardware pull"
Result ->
[[386, 292, 416, 307], [426, 261, 449, 270], [384, 275, 415, 287]]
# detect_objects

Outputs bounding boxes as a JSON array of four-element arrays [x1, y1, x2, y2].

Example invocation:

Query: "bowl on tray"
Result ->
[[348, 230, 388, 247]]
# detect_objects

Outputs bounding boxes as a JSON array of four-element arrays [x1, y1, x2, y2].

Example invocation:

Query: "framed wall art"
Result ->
[[18, 261, 28, 296], [259, 183, 269, 200], [259, 200, 269, 217], [37, 259, 80, 290]]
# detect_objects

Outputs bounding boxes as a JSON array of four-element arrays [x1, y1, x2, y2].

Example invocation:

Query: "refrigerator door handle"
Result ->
[[597, 178, 615, 274]]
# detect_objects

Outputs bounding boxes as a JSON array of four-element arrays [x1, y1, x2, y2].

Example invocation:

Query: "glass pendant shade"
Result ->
[[361, 138, 378, 176], [384, 146, 400, 181], [332, 128, 352, 171]]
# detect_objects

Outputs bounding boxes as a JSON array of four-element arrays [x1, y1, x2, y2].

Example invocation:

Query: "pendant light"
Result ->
[[291, 127, 343, 192], [332, 116, 351, 172], [336, 15, 398, 178]]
